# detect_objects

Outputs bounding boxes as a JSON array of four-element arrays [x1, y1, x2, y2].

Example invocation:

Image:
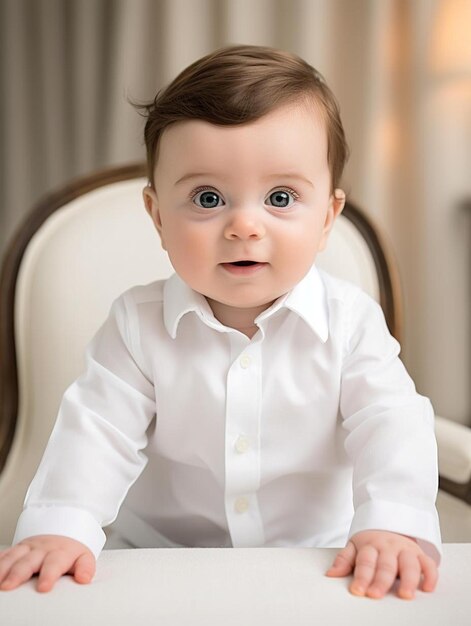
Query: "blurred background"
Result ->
[[0, 0, 470, 429]]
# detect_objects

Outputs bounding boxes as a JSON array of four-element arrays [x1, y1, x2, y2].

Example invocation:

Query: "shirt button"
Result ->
[[234, 497, 250, 513], [235, 435, 250, 454], [239, 355, 251, 369]]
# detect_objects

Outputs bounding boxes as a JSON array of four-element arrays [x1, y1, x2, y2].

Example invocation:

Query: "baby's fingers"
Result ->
[[73, 551, 96, 585], [365, 551, 399, 599], [326, 541, 356, 577], [418, 553, 438, 593], [396, 551, 421, 599], [37, 551, 79, 593], [349, 545, 378, 596], [0, 549, 45, 590]]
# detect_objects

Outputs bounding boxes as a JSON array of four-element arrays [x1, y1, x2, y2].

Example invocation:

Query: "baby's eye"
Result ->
[[266, 188, 299, 208], [191, 188, 224, 209]]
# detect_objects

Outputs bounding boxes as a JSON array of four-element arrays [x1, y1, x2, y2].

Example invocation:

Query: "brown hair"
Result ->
[[134, 44, 349, 192]]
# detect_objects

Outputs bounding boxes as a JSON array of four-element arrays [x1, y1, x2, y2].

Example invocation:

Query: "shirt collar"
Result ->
[[163, 264, 329, 342], [163, 273, 225, 338], [254, 264, 329, 342]]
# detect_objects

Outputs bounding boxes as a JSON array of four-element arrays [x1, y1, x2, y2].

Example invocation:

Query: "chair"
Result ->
[[1, 164, 470, 545]]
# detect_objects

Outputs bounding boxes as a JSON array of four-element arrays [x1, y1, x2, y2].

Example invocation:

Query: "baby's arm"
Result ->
[[9, 291, 156, 590], [334, 288, 442, 598], [326, 530, 438, 599], [0, 535, 95, 592]]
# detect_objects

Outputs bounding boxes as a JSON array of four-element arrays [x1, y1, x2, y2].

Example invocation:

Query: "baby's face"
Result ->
[[144, 101, 345, 326]]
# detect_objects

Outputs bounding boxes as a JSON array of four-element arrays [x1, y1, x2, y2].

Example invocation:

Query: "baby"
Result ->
[[0, 45, 441, 599]]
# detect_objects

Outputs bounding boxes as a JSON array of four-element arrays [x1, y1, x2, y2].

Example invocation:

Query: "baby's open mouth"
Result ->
[[231, 260, 258, 266], [221, 260, 267, 274]]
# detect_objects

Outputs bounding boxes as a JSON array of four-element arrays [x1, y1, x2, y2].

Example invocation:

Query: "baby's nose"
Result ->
[[223, 208, 266, 240]]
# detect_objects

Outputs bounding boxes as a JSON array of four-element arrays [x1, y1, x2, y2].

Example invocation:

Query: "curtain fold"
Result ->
[[1, 0, 470, 426]]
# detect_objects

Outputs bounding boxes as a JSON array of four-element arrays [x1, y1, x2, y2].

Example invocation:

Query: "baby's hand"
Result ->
[[325, 530, 438, 600], [0, 535, 96, 593]]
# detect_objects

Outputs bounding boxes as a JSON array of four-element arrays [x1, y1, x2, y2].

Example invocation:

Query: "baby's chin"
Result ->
[[205, 294, 279, 310]]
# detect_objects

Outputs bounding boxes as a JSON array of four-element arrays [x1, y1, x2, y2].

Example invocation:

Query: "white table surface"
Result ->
[[1, 544, 470, 626]]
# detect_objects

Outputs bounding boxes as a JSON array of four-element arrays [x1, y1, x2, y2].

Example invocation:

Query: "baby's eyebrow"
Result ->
[[264, 173, 314, 188], [174, 172, 214, 186], [174, 172, 314, 187]]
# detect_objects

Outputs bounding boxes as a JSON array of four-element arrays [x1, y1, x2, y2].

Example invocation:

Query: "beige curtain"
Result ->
[[1, 0, 470, 426]]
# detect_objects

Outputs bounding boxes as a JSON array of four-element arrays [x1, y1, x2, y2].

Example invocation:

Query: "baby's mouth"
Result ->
[[220, 260, 267, 274]]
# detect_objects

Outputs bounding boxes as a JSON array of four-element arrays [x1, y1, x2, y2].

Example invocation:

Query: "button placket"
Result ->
[[224, 339, 264, 546], [235, 435, 250, 454], [239, 354, 251, 369], [234, 497, 250, 513]]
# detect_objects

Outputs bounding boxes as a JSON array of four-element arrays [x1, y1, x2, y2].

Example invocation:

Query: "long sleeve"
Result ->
[[340, 289, 442, 564], [13, 294, 156, 558]]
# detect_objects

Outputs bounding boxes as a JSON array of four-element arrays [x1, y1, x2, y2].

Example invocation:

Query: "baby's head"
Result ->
[[138, 44, 349, 194], [136, 45, 350, 329]]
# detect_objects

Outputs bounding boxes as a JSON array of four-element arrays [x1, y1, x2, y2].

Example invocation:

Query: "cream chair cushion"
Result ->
[[434, 415, 471, 484], [0, 179, 174, 543]]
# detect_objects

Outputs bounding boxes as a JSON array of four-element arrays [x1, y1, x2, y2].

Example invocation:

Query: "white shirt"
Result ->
[[14, 265, 442, 563]]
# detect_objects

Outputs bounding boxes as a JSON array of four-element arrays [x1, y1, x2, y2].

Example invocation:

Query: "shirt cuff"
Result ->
[[348, 499, 442, 565], [13, 505, 107, 559]]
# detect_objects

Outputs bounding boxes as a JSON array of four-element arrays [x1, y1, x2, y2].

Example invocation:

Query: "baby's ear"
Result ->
[[143, 184, 157, 219], [142, 185, 166, 249], [332, 188, 346, 218], [318, 189, 346, 252]]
